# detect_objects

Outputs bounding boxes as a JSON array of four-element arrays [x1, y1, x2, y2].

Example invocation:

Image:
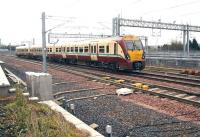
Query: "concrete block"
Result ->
[[25, 72, 53, 101], [29, 97, 39, 101], [89, 123, 99, 129], [38, 73, 53, 101], [8, 88, 16, 93], [22, 92, 30, 97], [116, 88, 133, 96]]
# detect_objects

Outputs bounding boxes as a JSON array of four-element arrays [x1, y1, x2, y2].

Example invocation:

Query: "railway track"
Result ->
[[145, 67, 200, 79], [48, 64, 200, 107], [43, 62, 200, 107], [2, 55, 200, 107], [132, 71, 200, 87], [44, 59, 200, 88]]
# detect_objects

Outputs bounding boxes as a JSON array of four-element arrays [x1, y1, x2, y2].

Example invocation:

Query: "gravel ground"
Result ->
[[68, 95, 200, 137], [1, 55, 200, 136], [52, 82, 86, 94]]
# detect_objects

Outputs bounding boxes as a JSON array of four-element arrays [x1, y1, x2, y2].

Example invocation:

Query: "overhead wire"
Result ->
[[178, 10, 200, 17], [142, 0, 200, 16]]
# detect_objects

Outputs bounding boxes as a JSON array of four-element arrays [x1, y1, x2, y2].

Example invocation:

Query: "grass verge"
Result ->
[[0, 85, 89, 137]]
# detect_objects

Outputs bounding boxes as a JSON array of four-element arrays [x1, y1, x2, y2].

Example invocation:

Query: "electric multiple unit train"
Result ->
[[16, 35, 145, 71]]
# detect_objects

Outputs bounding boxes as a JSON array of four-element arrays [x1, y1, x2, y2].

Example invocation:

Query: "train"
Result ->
[[16, 35, 145, 71]]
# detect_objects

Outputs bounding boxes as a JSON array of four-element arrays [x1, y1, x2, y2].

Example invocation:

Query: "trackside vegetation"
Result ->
[[159, 38, 200, 51], [0, 85, 89, 137]]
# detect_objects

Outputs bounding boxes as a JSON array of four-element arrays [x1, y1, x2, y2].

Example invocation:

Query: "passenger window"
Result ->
[[59, 48, 61, 52], [106, 45, 109, 53], [94, 46, 96, 53], [91, 46, 93, 53], [114, 43, 117, 55], [84, 46, 89, 53], [75, 47, 78, 52], [56, 48, 58, 52], [71, 47, 74, 52], [79, 47, 83, 53], [67, 47, 70, 52], [99, 46, 105, 53]]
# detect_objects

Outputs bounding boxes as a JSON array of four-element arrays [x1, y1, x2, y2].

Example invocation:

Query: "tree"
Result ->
[[189, 38, 200, 50]]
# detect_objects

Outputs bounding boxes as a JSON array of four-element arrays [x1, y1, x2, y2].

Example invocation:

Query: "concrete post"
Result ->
[[42, 12, 47, 73], [106, 125, 112, 137], [186, 24, 190, 57], [145, 36, 148, 53], [117, 15, 120, 36], [112, 18, 116, 36], [183, 27, 186, 56], [70, 103, 75, 115]]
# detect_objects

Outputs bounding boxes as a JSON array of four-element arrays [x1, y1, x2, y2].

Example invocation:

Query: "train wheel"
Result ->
[[109, 63, 119, 71], [86, 61, 91, 66]]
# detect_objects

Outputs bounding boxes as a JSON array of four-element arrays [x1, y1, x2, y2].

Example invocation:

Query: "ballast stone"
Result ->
[[116, 88, 134, 96]]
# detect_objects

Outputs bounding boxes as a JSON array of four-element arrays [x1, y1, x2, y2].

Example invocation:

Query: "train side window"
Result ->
[[71, 47, 74, 52], [114, 43, 117, 55], [91, 46, 93, 53], [84, 46, 89, 53], [75, 47, 78, 52], [99, 46, 105, 53], [94, 46, 96, 53], [106, 45, 109, 53], [56, 48, 58, 52], [79, 47, 83, 53], [50, 48, 52, 52], [67, 47, 70, 52], [59, 48, 61, 52]]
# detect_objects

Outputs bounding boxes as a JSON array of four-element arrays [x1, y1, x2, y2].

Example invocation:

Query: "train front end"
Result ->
[[122, 35, 145, 71]]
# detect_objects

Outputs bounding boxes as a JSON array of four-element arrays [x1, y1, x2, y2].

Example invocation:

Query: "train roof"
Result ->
[[68, 35, 139, 44], [30, 44, 54, 48], [49, 35, 140, 47], [16, 46, 29, 49], [16, 35, 140, 49]]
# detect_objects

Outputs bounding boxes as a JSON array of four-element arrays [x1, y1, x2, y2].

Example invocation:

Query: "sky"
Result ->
[[1, 0, 200, 46]]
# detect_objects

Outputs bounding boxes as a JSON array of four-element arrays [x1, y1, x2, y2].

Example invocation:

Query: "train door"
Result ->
[[89, 44, 91, 55], [91, 43, 98, 61], [61, 45, 66, 59]]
